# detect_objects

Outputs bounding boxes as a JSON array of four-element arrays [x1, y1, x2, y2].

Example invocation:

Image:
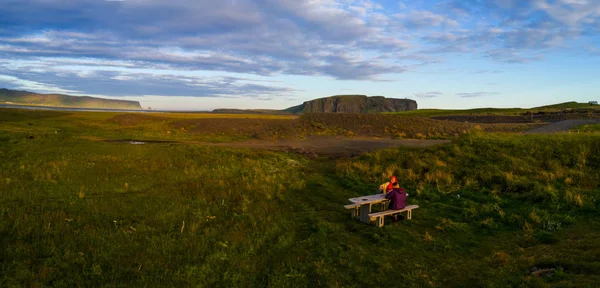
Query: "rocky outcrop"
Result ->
[[297, 95, 417, 114]]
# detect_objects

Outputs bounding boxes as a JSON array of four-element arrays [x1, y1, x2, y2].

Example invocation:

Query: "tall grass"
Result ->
[[0, 131, 314, 287], [1, 109, 600, 287], [338, 133, 600, 212]]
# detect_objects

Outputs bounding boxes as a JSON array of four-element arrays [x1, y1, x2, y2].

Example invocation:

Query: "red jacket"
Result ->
[[378, 182, 394, 193], [385, 188, 407, 210]]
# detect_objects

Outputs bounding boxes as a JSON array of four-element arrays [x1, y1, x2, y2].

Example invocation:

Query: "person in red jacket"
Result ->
[[385, 183, 408, 221]]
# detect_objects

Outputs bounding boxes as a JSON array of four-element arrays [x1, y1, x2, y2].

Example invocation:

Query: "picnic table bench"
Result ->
[[369, 205, 419, 227], [346, 193, 418, 227], [344, 203, 361, 218]]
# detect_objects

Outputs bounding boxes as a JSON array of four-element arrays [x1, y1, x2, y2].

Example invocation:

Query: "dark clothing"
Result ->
[[385, 188, 407, 210]]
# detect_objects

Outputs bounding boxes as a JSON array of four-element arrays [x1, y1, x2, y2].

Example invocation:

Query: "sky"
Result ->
[[1, 0, 600, 111]]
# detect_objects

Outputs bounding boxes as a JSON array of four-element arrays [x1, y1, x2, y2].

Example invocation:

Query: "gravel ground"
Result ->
[[524, 119, 600, 134]]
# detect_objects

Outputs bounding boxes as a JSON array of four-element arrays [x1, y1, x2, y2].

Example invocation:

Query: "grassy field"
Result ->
[[0, 108, 539, 143], [571, 124, 600, 133], [1, 109, 599, 287]]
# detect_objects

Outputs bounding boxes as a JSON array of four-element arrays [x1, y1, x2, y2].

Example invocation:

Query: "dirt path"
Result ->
[[524, 119, 600, 134], [87, 136, 451, 157]]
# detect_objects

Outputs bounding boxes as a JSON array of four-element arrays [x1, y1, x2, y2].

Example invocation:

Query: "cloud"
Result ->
[[0, 0, 414, 82], [394, 11, 459, 29], [1, 0, 600, 98], [485, 49, 544, 63], [0, 59, 297, 98], [456, 92, 499, 98], [414, 92, 443, 98], [0, 75, 82, 94]]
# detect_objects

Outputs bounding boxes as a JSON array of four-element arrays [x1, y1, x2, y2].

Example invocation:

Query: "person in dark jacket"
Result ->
[[385, 183, 408, 221]]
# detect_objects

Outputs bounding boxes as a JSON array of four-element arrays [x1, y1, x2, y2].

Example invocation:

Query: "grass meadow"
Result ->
[[1, 108, 599, 287], [572, 124, 600, 133]]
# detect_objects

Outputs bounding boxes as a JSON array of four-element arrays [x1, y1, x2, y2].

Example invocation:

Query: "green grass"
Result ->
[[571, 124, 600, 133], [1, 109, 600, 287]]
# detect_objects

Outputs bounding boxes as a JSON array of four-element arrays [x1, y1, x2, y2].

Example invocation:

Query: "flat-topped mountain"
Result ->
[[213, 95, 418, 115], [0, 88, 142, 110], [285, 95, 417, 114]]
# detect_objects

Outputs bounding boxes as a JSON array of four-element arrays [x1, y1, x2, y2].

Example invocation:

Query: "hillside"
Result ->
[[534, 101, 598, 109], [296, 95, 417, 113], [0, 88, 142, 110]]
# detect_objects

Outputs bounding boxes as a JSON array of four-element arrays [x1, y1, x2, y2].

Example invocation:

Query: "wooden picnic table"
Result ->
[[348, 194, 389, 224]]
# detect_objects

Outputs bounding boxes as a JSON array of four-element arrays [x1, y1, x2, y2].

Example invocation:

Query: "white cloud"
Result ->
[[394, 11, 460, 29], [0, 74, 81, 94], [414, 91, 443, 98]]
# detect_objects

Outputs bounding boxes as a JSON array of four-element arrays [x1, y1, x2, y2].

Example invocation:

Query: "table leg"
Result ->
[[360, 203, 372, 224]]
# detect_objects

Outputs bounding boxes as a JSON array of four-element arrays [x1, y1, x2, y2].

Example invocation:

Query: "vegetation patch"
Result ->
[[1, 108, 599, 287], [109, 114, 169, 126], [571, 124, 600, 133], [172, 118, 300, 140]]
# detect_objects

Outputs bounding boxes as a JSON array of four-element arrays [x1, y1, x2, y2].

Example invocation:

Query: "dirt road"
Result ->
[[524, 119, 600, 134]]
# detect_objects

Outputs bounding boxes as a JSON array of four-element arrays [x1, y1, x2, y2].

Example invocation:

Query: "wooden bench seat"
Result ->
[[344, 204, 361, 218], [368, 205, 419, 227]]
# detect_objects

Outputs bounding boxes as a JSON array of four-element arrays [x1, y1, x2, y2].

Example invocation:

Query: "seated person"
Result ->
[[378, 176, 398, 194], [385, 182, 408, 221]]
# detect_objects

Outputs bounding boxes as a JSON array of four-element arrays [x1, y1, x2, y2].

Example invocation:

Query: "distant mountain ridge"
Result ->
[[0, 88, 142, 110]]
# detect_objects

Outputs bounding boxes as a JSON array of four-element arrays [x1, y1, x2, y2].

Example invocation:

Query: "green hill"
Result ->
[[282, 104, 304, 114], [0, 88, 142, 110], [534, 101, 598, 109]]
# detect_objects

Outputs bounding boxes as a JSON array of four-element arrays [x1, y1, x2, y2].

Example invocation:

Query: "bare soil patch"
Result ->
[[86, 135, 450, 157]]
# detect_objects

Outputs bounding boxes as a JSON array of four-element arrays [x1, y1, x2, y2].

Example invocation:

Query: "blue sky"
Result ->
[[1, 0, 599, 110]]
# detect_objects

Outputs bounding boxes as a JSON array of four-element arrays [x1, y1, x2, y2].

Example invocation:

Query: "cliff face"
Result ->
[[299, 95, 417, 113], [0, 88, 142, 110]]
